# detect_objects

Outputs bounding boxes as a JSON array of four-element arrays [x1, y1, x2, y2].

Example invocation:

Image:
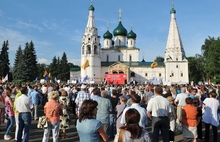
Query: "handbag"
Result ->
[[169, 130, 174, 141], [37, 104, 59, 129], [0, 102, 5, 108]]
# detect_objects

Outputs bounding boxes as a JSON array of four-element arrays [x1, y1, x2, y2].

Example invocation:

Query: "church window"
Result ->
[[176, 65, 178, 68], [107, 40, 108, 45], [94, 45, 98, 54], [118, 55, 120, 61], [176, 58, 178, 61], [87, 46, 91, 54], [129, 55, 132, 61], [159, 73, 161, 77], [131, 72, 135, 77], [119, 40, 121, 46], [130, 40, 132, 45], [107, 55, 109, 62], [145, 73, 148, 76], [171, 73, 174, 76], [82, 46, 84, 54], [181, 73, 183, 77], [88, 38, 90, 41]]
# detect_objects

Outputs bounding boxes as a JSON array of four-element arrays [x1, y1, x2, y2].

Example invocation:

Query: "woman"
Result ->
[[4, 87, 15, 140], [58, 89, 70, 138], [192, 97, 202, 140], [42, 91, 63, 142], [76, 100, 108, 142], [114, 108, 151, 142], [182, 97, 198, 142], [203, 91, 219, 142]]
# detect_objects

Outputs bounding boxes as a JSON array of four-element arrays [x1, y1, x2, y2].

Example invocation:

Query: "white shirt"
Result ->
[[174, 93, 188, 107], [15, 94, 33, 113], [120, 103, 148, 128], [147, 95, 171, 117], [203, 98, 219, 127]]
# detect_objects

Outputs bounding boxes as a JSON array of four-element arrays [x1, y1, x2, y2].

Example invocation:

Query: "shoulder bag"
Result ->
[[37, 104, 59, 128]]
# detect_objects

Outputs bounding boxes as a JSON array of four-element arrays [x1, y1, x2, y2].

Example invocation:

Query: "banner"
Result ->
[[81, 60, 89, 70]]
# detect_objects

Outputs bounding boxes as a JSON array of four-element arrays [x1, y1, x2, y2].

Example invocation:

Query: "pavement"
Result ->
[[0, 107, 219, 142]]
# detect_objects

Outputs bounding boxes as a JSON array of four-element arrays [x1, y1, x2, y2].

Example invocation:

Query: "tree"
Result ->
[[154, 56, 164, 62], [22, 41, 38, 82], [0, 40, 10, 80], [48, 56, 58, 80], [13, 45, 25, 81], [37, 63, 48, 80], [59, 52, 69, 81]]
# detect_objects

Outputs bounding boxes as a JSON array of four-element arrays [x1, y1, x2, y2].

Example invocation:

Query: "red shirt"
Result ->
[[182, 104, 198, 126], [44, 100, 62, 123]]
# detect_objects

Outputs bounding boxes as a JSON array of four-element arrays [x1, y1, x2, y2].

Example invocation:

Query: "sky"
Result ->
[[0, 0, 220, 67]]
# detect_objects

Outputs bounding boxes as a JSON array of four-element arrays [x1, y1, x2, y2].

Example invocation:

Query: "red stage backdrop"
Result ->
[[105, 74, 127, 84]]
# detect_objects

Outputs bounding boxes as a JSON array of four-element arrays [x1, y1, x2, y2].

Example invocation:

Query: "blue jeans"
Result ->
[[17, 112, 32, 142], [5, 116, 15, 135], [42, 122, 60, 142], [109, 114, 116, 138]]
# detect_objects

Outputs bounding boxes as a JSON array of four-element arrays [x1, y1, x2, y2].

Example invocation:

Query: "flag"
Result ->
[[83, 75, 89, 82], [48, 73, 51, 78], [81, 60, 89, 70], [34, 77, 38, 82], [43, 71, 48, 77], [54, 77, 58, 82], [2, 74, 8, 83]]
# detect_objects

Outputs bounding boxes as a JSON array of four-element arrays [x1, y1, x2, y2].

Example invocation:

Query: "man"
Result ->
[[15, 86, 33, 142], [13, 84, 22, 141], [174, 87, 188, 124], [96, 90, 112, 136], [147, 86, 171, 142], [75, 84, 90, 115], [121, 92, 148, 128], [41, 84, 47, 105], [29, 86, 42, 120]]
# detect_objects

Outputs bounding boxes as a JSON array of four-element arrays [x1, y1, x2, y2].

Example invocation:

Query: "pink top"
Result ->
[[44, 100, 62, 123], [5, 96, 14, 117]]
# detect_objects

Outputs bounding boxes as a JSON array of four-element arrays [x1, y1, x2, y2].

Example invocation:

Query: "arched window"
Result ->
[[94, 45, 98, 54], [181, 73, 183, 77], [176, 65, 178, 68], [82, 46, 84, 54], [129, 55, 132, 61], [131, 72, 135, 77], [130, 40, 132, 45], [87, 46, 91, 54], [118, 55, 120, 61], [107, 55, 109, 62], [145, 73, 148, 77], [159, 73, 161, 77]]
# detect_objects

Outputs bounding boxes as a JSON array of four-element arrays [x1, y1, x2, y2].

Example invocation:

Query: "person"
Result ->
[[76, 100, 108, 142], [42, 91, 63, 142], [4, 87, 15, 140], [15, 86, 33, 142], [203, 91, 219, 142], [75, 84, 90, 116], [121, 92, 148, 128], [58, 89, 70, 138], [147, 86, 171, 142], [96, 90, 112, 136], [167, 96, 177, 133], [29, 86, 42, 120], [0, 87, 5, 131], [114, 108, 151, 142], [192, 97, 202, 140], [115, 96, 127, 134], [174, 87, 188, 124], [182, 97, 198, 142]]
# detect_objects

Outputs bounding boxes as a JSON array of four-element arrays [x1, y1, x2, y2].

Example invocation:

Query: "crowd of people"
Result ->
[[0, 82, 219, 142]]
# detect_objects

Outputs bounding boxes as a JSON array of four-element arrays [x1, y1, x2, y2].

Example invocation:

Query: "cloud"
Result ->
[[69, 58, 81, 66], [15, 20, 44, 32], [38, 58, 50, 64]]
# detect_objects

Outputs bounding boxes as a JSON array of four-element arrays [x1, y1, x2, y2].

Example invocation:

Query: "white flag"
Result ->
[[2, 74, 8, 83]]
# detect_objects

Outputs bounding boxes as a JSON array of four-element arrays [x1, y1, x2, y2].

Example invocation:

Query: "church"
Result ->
[[70, 2, 189, 85]]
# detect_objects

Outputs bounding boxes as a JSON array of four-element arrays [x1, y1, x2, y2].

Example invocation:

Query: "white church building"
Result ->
[[71, 2, 189, 84]]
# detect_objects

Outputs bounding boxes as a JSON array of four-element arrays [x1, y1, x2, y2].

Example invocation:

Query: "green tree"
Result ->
[[59, 52, 69, 81], [23, 41, 38, 82], [154, 56, 164, 62], [0, 40, 10, 80], [48, 56, 58, 80], [13, 45, 25, 81]]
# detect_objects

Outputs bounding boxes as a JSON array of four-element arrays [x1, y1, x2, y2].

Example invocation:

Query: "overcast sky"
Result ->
[[0, 0, 219, 66]]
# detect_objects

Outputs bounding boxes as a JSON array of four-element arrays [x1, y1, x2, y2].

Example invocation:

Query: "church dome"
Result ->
[[113, 21, 127, 36], [88, 4, 95, 11], [127, 30, 137, 39], [103, 30, 113, 39], [170, 7, 176, 14]]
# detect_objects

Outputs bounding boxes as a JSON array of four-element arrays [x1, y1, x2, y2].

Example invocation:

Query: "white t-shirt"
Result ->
[[174, 93, 188, 107], [203, 98, 219, 127], [147, 95, 171, 117]]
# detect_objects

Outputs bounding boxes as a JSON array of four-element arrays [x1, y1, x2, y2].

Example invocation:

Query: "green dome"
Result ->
[[127, 30, 137, 39], [113, 21, 127, 36], [88, 4, 95, 11], [103, 30, 113, 39], [170, 7, 176, 14]]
